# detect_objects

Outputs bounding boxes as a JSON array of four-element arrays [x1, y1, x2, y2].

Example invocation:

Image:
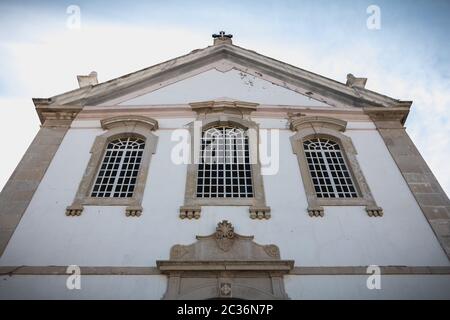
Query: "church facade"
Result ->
[[0, 33, 449, 299]]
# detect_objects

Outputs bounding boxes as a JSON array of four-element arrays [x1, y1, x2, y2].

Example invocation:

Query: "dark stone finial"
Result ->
[[212, 31, 233, 40]]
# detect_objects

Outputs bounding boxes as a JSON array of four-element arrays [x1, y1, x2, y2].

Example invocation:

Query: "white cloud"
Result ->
[[0, 98, 39, 190]]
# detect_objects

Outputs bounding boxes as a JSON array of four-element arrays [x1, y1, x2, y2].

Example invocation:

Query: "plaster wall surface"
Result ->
[[0, 118, 447, 267]]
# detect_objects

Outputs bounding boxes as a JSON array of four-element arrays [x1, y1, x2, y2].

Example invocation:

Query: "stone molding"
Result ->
[[2, 265, 450, 276], [65, 115, 158, 217], [33, 100, 82, 125], [180, 105, 270, 220], [100, 115, 158, 131], [365, 108, 450, 260], [156, 220, 293, 300], [364, 106, 410, 127], [290, 115, 347, 132], [289, 115, 383, 217], [189, 100, 258, 119]]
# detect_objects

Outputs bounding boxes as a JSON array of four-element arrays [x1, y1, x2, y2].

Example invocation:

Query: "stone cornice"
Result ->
[[2, 265, 450, 275], [156, 260, 295, 273], [100, 115, 159, 131], [289, 115, 347, 132], [363, 106, 411, 126], [189, 100, 258, 117], [34, 102, 83, 126]]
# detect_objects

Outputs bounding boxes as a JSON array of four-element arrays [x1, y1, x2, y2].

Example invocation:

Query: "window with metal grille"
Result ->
[[91, 137, 145, 198], [196, 126, 253, 198], [303, 138, 358, 198]]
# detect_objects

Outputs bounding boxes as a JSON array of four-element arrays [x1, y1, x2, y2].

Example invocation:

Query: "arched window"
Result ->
[[180, 104, 271, 220], [290, 115, 383, 217], [91, 137, 145, 198], [303, 138, 358, 198], [66, 115, 158, 217], [197, 126, 253, 198]]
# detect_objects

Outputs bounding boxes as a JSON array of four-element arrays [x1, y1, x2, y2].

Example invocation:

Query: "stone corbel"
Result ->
[[365, 205, 383, 217], [65, 204, 83, 216], [249, 206, 271, 220], [125, 205, 143, 217], [179, 206, 201, 220], [308, 206, 324, 217]]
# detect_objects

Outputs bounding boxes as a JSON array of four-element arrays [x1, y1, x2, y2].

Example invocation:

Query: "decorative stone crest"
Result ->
[[215, 220, 235, 251]]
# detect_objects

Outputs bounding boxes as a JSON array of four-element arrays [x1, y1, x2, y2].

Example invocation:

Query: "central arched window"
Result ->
[[303, 138, 358, 198], [91, 137, 145, 198], [196, 126, 253, 198]]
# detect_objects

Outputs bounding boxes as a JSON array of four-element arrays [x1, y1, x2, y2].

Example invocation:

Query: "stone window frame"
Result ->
[[180, 100, 270, 220], [290, 116, 382, 217], [66, 115, 158, 217]]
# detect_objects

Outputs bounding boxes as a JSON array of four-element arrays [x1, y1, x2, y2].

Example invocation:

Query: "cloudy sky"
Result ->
[[0, 0, 449, 195]]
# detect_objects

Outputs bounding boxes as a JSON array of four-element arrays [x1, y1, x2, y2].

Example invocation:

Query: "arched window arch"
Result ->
[[91, 136, 146, 198], [197, 126, 253, 198]]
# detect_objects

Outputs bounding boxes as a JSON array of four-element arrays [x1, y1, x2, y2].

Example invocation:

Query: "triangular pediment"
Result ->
[[33, 42, 410, 114], [114, 68, 330, 106]]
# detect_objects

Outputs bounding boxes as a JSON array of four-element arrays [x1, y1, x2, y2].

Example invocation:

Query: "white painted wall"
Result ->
[[118, 69, 328, 106], [1, 116, 449, 299], [0, 118, 447, 268]]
